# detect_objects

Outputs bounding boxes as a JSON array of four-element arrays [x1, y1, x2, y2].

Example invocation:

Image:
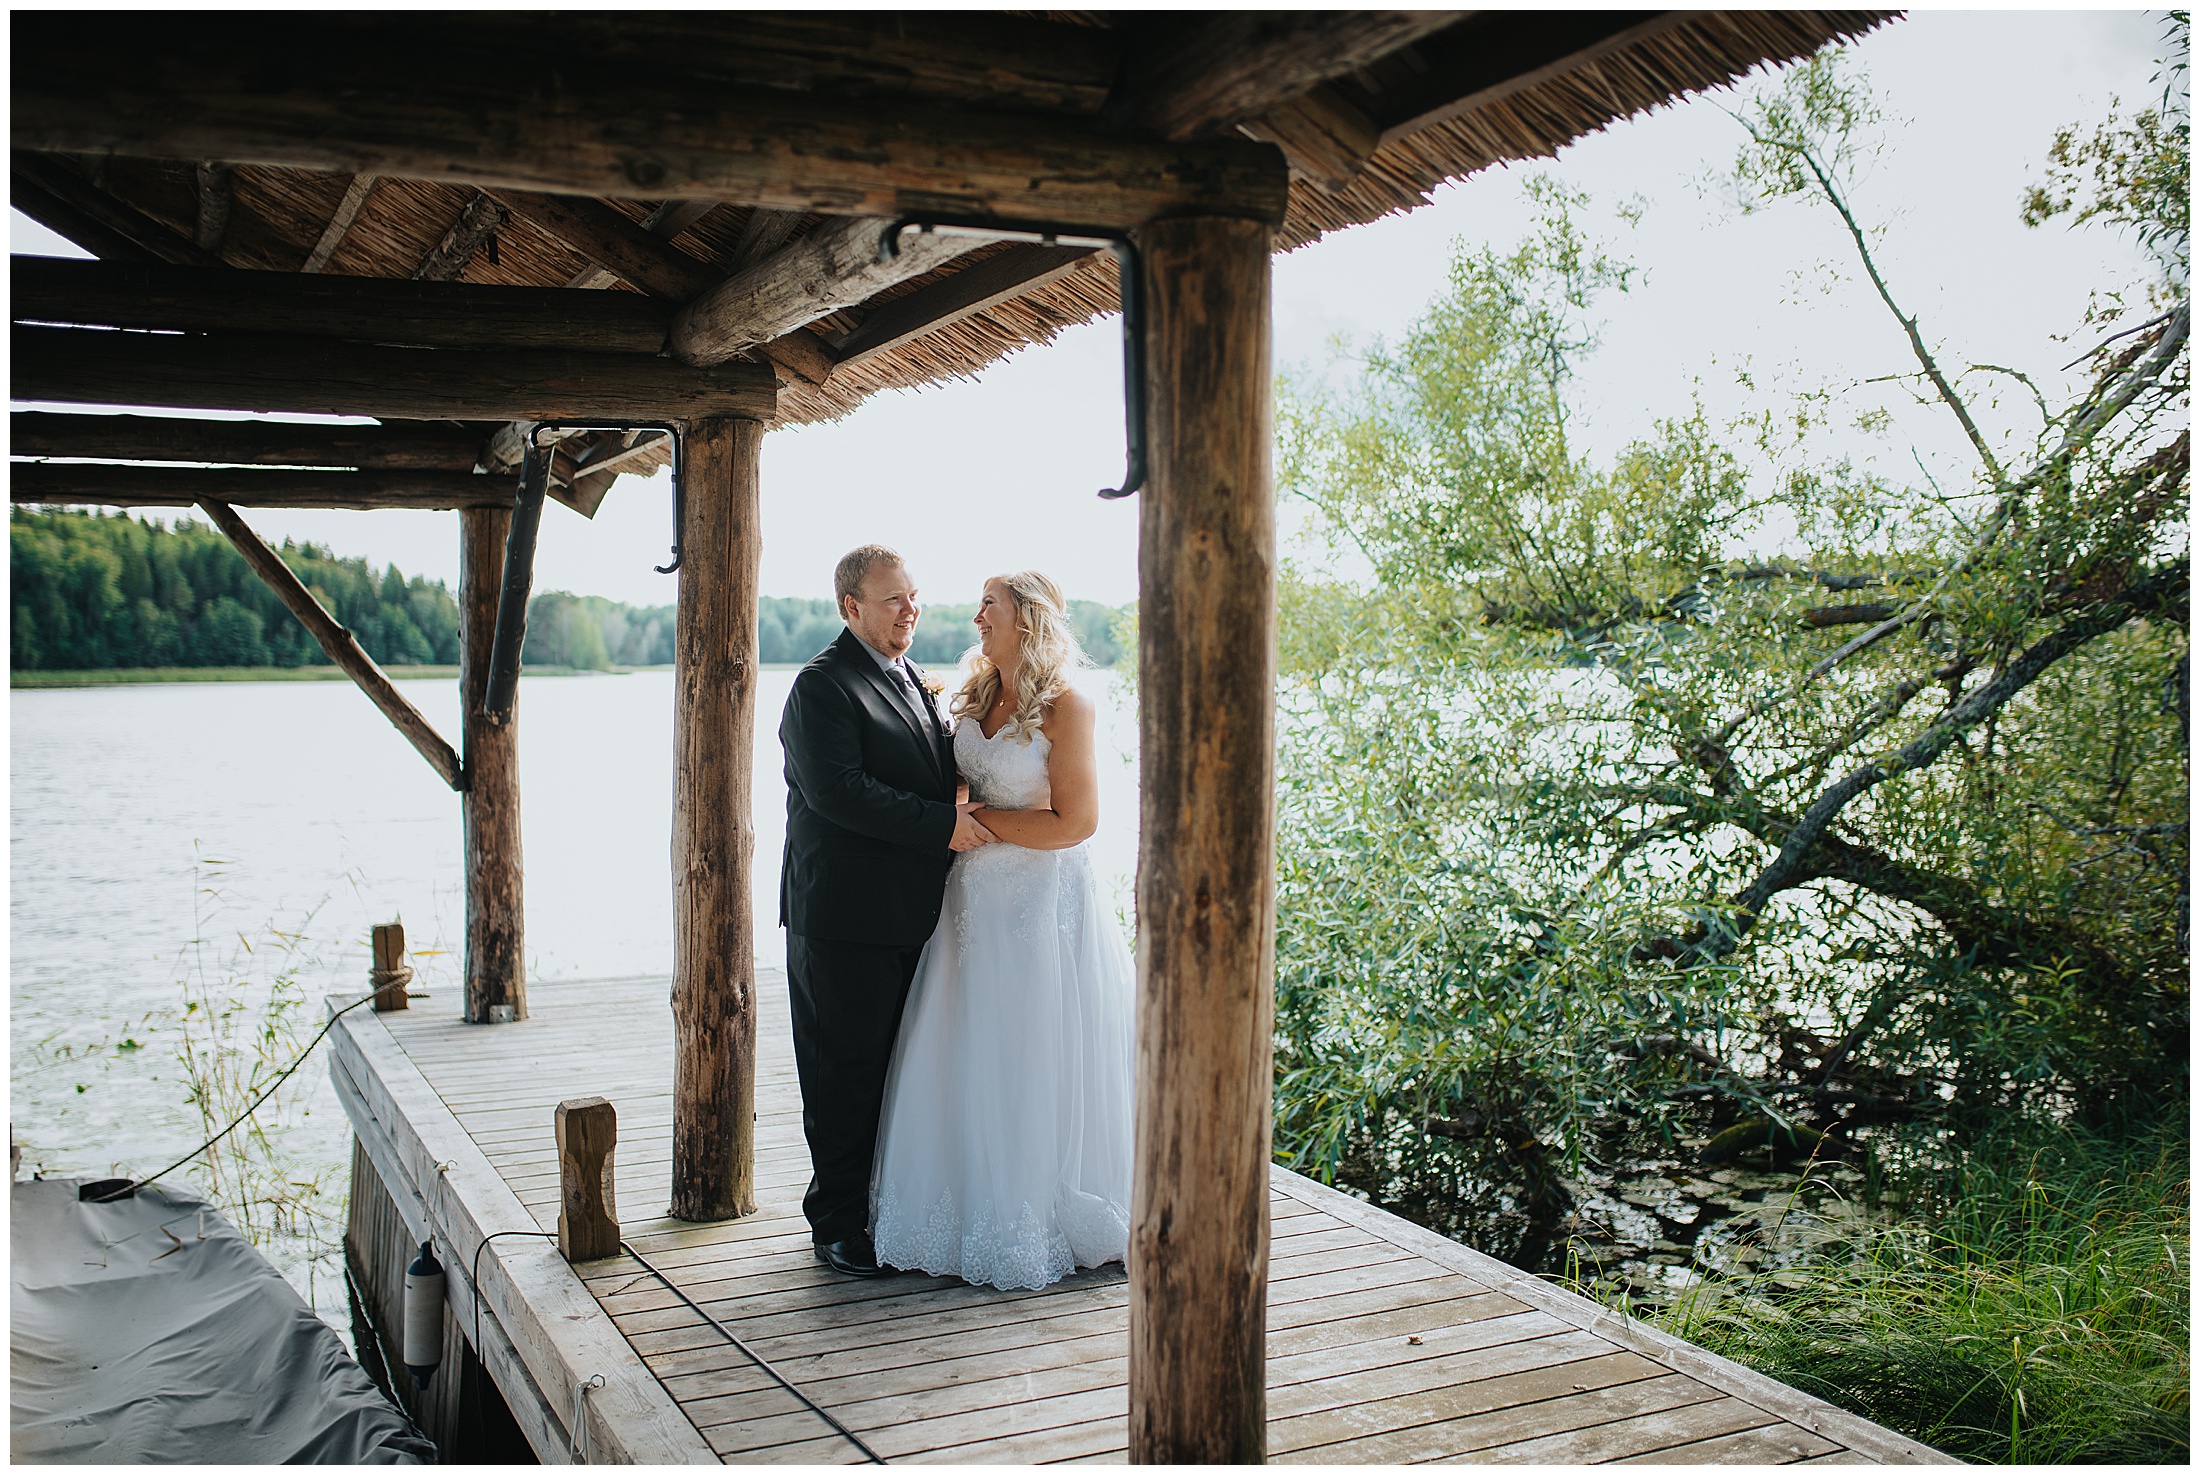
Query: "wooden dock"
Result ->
[[331, 973, 1949, 1465]]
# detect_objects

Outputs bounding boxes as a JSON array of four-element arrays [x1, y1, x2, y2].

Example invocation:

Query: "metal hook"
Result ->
[[878, 215, 1145, 499]]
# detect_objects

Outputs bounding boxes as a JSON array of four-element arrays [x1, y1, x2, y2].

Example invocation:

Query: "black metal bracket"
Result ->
[[481, 420, 683, 724], [878, 218, 1145, 499]]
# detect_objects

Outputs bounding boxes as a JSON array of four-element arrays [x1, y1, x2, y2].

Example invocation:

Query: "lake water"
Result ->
[[10, 665, 1140, 1317]]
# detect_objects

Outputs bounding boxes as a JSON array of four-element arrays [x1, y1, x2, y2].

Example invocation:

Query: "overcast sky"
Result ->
[[11, 9, 2169, 611]]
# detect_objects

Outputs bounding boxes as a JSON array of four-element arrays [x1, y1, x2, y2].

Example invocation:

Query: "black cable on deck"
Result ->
[[619, 1238, 887, 1464]]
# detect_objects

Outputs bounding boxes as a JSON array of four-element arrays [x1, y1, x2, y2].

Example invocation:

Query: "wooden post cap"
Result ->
[[554, 1096, 620, 1262], [370, 921, 410, 1011]]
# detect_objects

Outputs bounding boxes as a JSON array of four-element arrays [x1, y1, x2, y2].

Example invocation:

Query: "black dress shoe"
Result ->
[[814, 1236, 889, 1277]]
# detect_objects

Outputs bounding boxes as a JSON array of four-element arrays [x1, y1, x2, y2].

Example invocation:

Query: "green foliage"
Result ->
[[9, 508, 460, 670], [521, 590, 671, 669], [9, 509, 1135, 675], [1270, 44, 2188, 1266], [1656, 1110, 2190, 1462], [2021, 13, 2190, 300]]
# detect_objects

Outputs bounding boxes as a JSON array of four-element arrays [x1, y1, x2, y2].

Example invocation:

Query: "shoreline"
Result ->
[[9, 664, 711, 689], [12, 661, 1124, 689]]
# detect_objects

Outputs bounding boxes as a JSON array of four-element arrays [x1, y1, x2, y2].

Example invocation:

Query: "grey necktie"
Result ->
[[890, 661, 933, 731]]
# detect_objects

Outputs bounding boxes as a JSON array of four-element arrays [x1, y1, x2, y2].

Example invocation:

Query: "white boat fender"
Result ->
[[402, 1240, 445, 1387]]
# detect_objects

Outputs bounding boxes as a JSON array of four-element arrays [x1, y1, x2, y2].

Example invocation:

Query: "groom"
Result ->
[[779, 544, 995, 1276]]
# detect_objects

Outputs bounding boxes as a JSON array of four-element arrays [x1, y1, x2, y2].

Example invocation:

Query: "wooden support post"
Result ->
[[193, 498, 464, 790], [554, 1097, 620, 1262], [461, 506, 526, 1025], [371, 922, 410, 1012], [1127, 215, 1277, 1464], [669, 415, 765, 1221]]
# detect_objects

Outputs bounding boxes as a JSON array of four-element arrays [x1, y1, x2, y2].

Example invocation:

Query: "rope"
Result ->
[[87, 988, 383, 1203]]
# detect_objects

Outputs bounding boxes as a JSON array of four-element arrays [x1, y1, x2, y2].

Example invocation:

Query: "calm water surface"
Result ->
[[10, 666, 1139, 1315]]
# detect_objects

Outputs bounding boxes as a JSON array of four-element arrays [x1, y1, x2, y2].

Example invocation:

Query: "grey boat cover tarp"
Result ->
[[10, 1177, 434, 1464]]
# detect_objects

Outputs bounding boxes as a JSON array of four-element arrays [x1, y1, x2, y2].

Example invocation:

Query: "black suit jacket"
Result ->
[[779, 627, 959, 945]]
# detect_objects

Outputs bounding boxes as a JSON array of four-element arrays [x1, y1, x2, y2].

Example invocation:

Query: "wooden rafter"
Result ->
[[13, 257, 673, 354], [10, 410, 486, 469], [14, 323, 778, 422], [1109, 11, 1470, 139], [13, 463, 508, 510], [827, 244, 1097, 367], [300, 172, 378, 273], [11, 152, 222, 267], [671, 218, 977, 367], [494, 190, 721, 300], [1358, 11, 1695, 143], [192, 160, 234, 252]]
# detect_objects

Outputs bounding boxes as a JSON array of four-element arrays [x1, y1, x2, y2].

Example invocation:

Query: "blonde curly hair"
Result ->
[[951, 570, 1083, 743]]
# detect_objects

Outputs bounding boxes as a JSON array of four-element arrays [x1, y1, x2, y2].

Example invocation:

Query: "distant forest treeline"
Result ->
[[11, 509, 1128, 671]]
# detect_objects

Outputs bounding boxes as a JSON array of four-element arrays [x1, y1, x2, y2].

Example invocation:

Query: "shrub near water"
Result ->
[[1656, 1114, 2190, 1463]]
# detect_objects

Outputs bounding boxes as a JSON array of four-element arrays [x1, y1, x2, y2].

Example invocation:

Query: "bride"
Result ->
[[869, 570, 1136, 1291]]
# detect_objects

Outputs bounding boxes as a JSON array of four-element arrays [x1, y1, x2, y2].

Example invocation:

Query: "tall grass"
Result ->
[[1654, 1112, 2189, 1463], [168, 856, 355, 1313]]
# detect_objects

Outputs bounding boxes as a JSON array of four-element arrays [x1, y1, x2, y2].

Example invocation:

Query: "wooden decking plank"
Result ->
[[664, 1321, 1129, 1412], [1480, 1393, 1784, 1464], [1266, 1241, 1417, 1283], [645, 1282, 1131, 1381], [1794, 1451, 1882, 1465], [692, 1352, 1131, 1452], [1266, 1306, 1571, 1389], [619, 1268, 1127, 1356], [1270, 1370, 1719, 1463], [1267, 1334, 1644, 1436], [703, 1382, 1125, 1461], [893, 1406, 1129, 1464], [1613, 1419, 1847, 1464], [600, 1218, 1354, 1320], [1266, 1292, 1539, 1360]]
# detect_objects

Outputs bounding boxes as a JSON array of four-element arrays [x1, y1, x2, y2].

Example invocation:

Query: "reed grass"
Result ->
[[169, 856, 350, 1311], [1654, 1112, 2190, 1463]]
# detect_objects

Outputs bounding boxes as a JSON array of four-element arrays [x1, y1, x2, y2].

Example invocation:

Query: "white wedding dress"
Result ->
[[869, 716, 1136, 1290]]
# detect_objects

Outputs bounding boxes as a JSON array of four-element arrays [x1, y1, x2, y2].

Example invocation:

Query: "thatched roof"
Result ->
[[13, 10, 1894, 491]]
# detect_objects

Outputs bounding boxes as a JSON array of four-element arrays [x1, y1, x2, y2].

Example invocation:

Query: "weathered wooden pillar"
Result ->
[[669, 414, 765, 1221], [460, 505, 526, 1024], [1128, 215, 1277, 1463]]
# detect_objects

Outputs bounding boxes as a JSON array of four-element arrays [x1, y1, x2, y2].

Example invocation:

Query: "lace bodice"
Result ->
[[955, 718, 1052, 811]]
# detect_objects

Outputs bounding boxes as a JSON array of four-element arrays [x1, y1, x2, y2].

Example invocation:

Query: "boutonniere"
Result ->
[[917, 670, 947, 698]]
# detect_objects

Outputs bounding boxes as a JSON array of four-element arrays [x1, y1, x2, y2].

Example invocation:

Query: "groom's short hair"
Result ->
[[835, 544, 904, 618]]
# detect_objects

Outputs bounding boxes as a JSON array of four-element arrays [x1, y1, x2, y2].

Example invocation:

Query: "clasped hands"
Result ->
[[950, 780, 999, 852]]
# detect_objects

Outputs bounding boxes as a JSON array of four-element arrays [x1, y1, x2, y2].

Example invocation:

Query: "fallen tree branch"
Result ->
[[1701, 556, 2188, 961]]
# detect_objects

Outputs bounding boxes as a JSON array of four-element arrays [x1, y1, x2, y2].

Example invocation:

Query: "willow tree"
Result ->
[[1272, 47, 2188, 1242]]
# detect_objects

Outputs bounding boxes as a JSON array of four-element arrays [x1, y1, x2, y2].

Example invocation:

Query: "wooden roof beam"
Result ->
[[1108, 11, 1469, 139], [1356, 11, 1696, 144], [671, 218, 978, 367], [12, 462, 510, 511], [493, 190, 722, 300], [11, 411, 487, 470], [11, 152, 223, 267], [826, 243, 1098, 368], [13, 257, 673, 354], [14, 323, 778, 423], [12, 26, 1290, 233]]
